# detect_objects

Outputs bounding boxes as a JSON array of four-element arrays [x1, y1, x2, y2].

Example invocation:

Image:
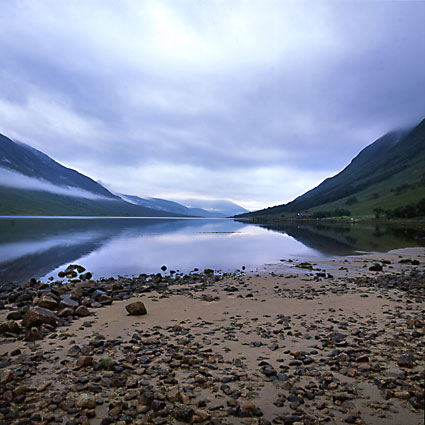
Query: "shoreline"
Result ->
[[235, 217, 425, 227], [0, 248, 424, 425]]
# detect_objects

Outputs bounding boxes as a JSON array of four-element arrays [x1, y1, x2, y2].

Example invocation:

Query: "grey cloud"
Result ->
[[0, 0, 424, 209]]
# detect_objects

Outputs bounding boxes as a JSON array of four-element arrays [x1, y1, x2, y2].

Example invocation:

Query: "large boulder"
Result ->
[[22, 306, 58, 328], [125, 301, 147, 316]]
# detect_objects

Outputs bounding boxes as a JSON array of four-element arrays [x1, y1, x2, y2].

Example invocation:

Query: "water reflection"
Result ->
[[0, 218, 313, 283], [0, 217, 424, 284], [251, 221, 425, 256]]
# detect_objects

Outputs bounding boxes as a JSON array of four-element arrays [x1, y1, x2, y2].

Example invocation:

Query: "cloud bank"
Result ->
[[0, 167, 113, 200]]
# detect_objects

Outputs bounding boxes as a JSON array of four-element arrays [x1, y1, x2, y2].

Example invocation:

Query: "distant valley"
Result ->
[[0, 134, 248, 217]]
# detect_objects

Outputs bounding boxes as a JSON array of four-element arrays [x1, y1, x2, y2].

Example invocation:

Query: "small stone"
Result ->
[[346, 368, 357, 377], [262, 365, 277, 377], [76, 356, 93, 368], [126, 301, 147, 316], [58, 307, 74, 317], [75, 305, 90, 317], [193, 409, 210, 421], [76, 393, 96, 409], [394, 391, 410, 399], [0, 369, 14, 384], [108, 406, 121, 417], [80, 272, 93, 280], [397, 355, 414, 368], [7, 310, 22, 320], [174, 406, 194, 422], [99, 294, 113, 305], [166, 388, 180, 402], [59, 298, 79, 309], [37, 295, 59, 310], [76, 265, 86, 273], [25, 327, 42, 341], [369, 264, 383, 272], [356, 354, 369, 363], [345, 415, 361, 424], [0, 320, 21, 335]]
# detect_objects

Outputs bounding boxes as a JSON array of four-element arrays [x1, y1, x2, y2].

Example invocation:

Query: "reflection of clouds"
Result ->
[[46, 222, 316, 279], [0, 217, 323, 283], [0, 232, 102, 263]]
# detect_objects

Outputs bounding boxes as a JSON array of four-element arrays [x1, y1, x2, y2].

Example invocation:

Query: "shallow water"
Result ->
[[0, 217, 423, 284]]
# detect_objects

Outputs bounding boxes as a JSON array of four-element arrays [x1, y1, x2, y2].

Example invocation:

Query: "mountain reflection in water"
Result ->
[[0, 217, 424, 285], [252, 221, 425, 256]]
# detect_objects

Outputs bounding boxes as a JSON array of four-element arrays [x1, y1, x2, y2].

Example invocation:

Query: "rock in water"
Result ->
[[22, 307, 58, 328], [125, 301, 147, 315]]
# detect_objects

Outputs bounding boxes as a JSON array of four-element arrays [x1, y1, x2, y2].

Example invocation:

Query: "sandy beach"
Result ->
[[0, 248, 424, 425]]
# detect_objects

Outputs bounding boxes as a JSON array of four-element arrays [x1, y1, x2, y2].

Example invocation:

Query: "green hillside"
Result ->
[[0, 186, 186, 217], [240, 118, 425, 220], [0, 133, 192, 217]]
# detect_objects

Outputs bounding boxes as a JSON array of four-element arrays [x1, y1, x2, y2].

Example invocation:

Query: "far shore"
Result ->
[[0, 248, 424, 425], [235, 216, 425, 226]]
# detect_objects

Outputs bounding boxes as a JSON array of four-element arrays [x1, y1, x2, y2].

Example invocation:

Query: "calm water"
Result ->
[[0, 217, 424, 284]]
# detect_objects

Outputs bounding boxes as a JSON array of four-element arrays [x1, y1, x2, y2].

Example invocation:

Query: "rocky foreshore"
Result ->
[[0, 249, 424, 425]]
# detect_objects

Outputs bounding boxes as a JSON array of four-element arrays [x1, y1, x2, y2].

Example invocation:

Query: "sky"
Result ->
[[0, 0, 424, 211]]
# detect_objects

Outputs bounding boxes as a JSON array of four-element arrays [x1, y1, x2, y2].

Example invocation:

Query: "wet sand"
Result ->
[[0, 248, 424, 425]]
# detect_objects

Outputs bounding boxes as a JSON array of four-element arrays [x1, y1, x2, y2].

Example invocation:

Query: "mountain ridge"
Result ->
[[239, 119, 425, 219], [0, 133, 248, 217], [0, 134, 118, 200]]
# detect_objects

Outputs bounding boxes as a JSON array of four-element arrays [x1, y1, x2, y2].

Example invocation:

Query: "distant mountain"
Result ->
[[240, 119, 425, 219], [0, 134, 186, 217], [175, 198, 249, 217], [120, 195, 249, 217], [119, 194, 222, 217]]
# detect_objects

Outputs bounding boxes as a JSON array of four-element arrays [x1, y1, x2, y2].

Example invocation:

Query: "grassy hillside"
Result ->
[[0, 187, 186, 217], [241, 119, 425, 220]]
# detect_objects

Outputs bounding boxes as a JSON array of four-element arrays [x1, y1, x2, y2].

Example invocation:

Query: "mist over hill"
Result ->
[[0, 133, 247, 217]]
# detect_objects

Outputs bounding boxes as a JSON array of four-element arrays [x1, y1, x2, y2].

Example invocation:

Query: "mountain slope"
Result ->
[[0, 134, 117, 199], [119, 194, 224, 217], [0, 134, 187, 217], [120, 195, 249, 217], [0, 186, 188, 217], [240, 119, 425, 219], [176, 198, 249, 216]]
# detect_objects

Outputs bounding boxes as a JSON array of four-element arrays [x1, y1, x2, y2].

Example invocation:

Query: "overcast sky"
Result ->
[[0, 0, 424, 210]]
